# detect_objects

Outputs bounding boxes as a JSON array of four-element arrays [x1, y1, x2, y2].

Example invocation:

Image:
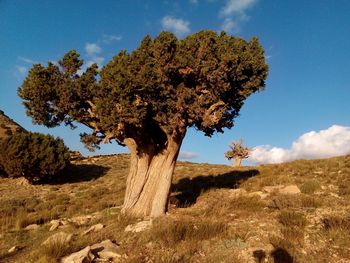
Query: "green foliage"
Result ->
[[18, 30, 268, 152], [225, 139, 250, 160], [0, 132, 70, 182]]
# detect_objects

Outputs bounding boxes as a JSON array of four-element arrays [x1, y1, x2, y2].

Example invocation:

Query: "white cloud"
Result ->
[[18, 56, 36, 64], [249, 125, 350, 164], [83, 42, 105, 70], [179, 151, 200, 160], [16, 65, 27, 75], [219, 0, 258, 33], [85, 43, 102, 56], [161, 16, 191, 37], [220, 0, 258, 17], [221, 18, 240, 33], [87, 56, 104, 66], [102, 34, 122, 44]]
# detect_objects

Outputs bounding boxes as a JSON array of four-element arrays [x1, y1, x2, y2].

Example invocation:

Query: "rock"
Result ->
[[262, 185, 301, 195], [8, 246, 20, 253], [15, 177, 31, 186], [262, 185, 284, 193], [280, 185, 301, 194], [50, 221, 60, 231], [125, 220, 152, 233], [42, 232, 72, 246], [25, 224, 39, 230], [68, 215, 93, 226], [61, 246, 95, 263], [91, 239, 121, 259], [82, 223, 105, 235], [330, 192, 340, 198], [249, 191, 268, 199], [229, 188, 247, 197]]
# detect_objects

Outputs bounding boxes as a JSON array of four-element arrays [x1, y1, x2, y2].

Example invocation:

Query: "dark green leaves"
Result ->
[[18, 30, 268, 148]]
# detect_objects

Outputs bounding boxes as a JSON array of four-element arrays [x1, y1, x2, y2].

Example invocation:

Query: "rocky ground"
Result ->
[[0, 154, 350, 262]]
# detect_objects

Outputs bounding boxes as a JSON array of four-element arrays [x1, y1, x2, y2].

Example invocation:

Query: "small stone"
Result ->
[[8, 246, 20, 253], [229, 188, 247, 197], [91, 239, 121, 259], [125, 220, 152, 233], [98, 250, 122, 259], [330, 192, 340, 198], [280, 185, 301, 194], [82, 223, 105, 235], [61, 246, 95, 263], [49, 221, 60, 231], [68, 215, 93, 226], [248, 191, 268, 199], [25, 224, 39, 230], [262, 185, 284, 193]]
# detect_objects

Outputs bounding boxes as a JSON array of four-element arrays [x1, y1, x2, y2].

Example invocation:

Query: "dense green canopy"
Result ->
[[18, 30, 268, 152]]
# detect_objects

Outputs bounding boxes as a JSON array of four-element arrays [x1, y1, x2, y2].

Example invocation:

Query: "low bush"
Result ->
[[300, 179, 321, 194], [278, 211, 308, 228], [0, 132, 70, 182]]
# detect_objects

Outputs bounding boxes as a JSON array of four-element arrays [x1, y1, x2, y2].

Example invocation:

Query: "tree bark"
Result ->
[[121, 132, 185, 218], [233, 157, 242, 167]]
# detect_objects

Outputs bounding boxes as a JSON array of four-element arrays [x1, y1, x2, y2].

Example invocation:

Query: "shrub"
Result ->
[[0, 132, 70, 182], [300, 179, 321, 194], [278, 211, 307, 228]]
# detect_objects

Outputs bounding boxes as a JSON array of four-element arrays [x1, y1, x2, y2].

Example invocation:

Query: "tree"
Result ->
[[0, 132, 70, 182], [225, 139, 250, 167], [18, 30, 268, 217]]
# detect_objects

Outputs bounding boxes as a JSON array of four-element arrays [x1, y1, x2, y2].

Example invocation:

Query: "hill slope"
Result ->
[[0, 110, 26, 138], [0, 154, 349, 262]]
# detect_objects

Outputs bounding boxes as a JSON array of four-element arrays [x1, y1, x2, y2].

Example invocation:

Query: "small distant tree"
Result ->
[[225, 139, 250, 167], [18, 30, 268, 217]]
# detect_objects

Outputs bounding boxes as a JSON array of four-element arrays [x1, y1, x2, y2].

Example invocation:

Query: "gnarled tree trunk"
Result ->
[[234, 157, 242, 167], [121, 131, 185, 218]]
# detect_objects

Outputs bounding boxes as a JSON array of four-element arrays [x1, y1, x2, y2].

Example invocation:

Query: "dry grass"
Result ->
[[300, 179, 321, 194], [1, 154, 350, 262], [147, 217, 228, 247], [278, 211, 308, 228]]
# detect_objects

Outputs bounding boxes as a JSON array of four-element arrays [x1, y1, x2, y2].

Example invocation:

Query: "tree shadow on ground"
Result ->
[[38, 163, 110, 185], [270, 248, 294, 263], [171, 169, 259, 207]]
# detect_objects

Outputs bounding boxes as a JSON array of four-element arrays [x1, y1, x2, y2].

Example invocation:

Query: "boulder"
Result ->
[[82, 223, 105, 235], [91, 239, 121, 260], [61, 246, 95, 263], [125, 220, 152, 233], [43, 232, 72, 246]]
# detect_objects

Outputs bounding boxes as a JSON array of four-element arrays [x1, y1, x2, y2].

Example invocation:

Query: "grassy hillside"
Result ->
[[0, 154, 349, 262]]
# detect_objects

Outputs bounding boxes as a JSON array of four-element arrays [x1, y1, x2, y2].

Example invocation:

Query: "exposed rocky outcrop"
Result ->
[[0, 110, 26, 139]]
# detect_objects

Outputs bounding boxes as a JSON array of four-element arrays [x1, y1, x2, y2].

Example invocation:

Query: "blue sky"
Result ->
[[1, 0, 350, 165]]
